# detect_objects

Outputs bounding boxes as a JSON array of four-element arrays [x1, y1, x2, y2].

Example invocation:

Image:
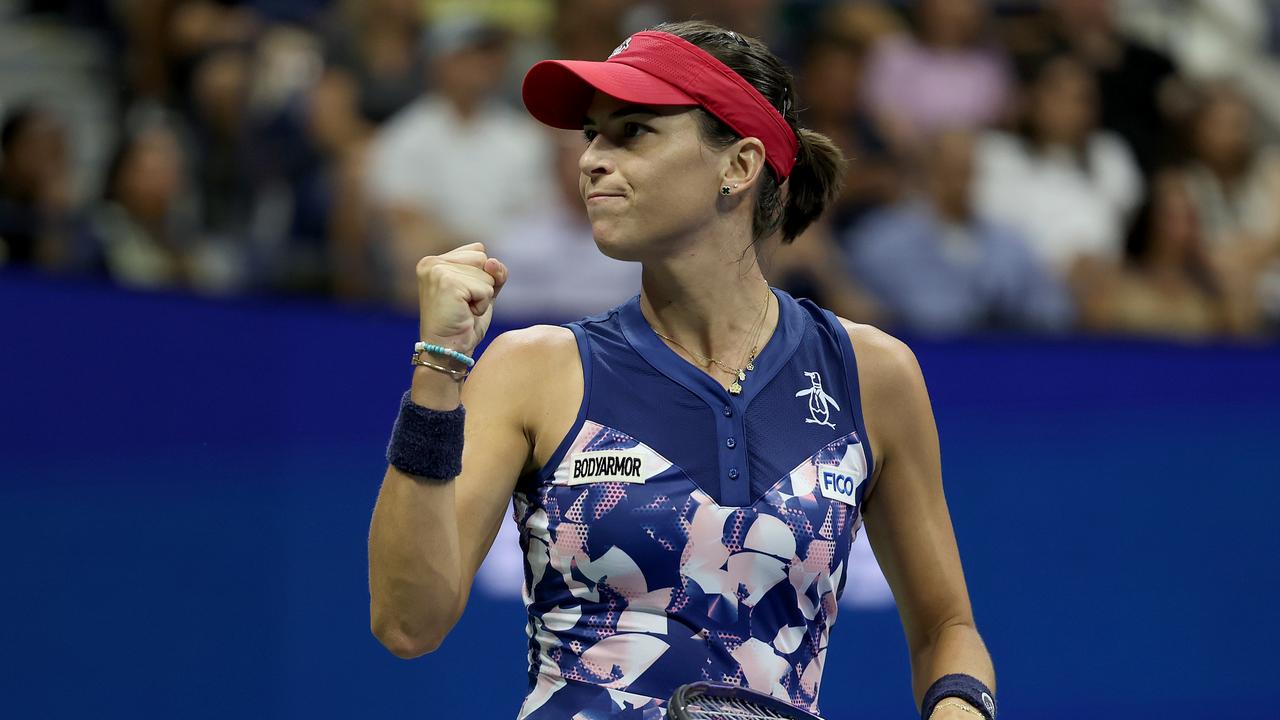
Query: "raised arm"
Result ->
[[842, 320, 996, 719], [368, 244, 557, 658]]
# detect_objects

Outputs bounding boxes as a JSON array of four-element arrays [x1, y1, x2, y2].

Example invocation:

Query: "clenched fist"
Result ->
[[416, 242, 509, 358]]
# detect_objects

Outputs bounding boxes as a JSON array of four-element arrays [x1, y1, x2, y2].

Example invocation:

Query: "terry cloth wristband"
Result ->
[[922, 674, 996, 720], [385, 390, 465, 482]]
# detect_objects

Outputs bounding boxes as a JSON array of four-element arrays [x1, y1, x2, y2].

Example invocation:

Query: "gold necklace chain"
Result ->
[[652, 287, 771, 395]]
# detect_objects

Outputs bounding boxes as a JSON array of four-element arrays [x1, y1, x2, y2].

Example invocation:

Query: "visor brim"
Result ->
[[522, 59, 699, 129]]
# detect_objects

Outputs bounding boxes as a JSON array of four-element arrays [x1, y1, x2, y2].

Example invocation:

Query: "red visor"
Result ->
[[522, 31, 798, 181]]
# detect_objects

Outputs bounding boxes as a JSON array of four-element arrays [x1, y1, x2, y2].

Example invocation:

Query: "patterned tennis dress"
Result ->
[[513, 288, 874, 719]]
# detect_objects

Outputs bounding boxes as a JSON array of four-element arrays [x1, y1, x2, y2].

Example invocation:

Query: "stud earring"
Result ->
[[720, 185, 731, 196]]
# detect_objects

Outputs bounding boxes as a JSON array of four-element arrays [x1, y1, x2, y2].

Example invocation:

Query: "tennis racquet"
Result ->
[[666, 681, 826, 720]]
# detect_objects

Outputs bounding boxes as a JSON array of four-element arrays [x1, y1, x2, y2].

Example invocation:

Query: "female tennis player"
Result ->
[[369, 21, 996, 720]]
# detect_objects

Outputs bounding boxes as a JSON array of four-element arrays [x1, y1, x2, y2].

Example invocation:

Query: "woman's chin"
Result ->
[[590, 224, 640, 261]]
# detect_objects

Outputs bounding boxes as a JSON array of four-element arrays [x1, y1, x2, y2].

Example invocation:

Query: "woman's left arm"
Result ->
[[841, 320, 995, 719]]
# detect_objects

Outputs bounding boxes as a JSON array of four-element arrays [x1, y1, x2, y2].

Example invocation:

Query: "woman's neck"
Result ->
[[637, 232, 777, 371]]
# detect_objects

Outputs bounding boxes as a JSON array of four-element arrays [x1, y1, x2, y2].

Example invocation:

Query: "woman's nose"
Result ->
[[579, 140, 615, 177]]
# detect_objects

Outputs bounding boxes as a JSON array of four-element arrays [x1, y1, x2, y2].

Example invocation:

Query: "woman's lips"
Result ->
[[586, 193, 626, 204]]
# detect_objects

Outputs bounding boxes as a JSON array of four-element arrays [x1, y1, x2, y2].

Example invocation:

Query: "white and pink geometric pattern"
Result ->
[[514, 421, 867, 719]]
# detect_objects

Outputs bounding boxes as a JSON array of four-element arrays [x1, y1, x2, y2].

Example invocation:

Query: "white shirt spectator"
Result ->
[[367, 96, 554, 247], [1184, 146, 1280, 247], [974, 131, 1142, 272]]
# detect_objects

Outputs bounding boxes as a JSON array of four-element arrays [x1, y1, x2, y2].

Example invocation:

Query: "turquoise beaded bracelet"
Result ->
[[414, 341, 476, 368]]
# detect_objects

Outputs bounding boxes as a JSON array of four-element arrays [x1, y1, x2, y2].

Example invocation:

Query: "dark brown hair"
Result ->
[[654, 20, 846, 245]]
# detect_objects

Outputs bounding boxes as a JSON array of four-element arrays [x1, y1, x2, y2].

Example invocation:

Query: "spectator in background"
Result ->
[[666, 0, 781, 44], [766, 215, 885, 327], [1078, 170, 1259, 339], [237, 25, 338, 298], [1129, 0, 1280, 138], [299, 64, 380, 301], [492, 130, 640, 322], [864, 0, 1013, 153], [847, 129, 1072, 336], [120, 0, 260, 105], [366, 15, 553, 308], [1047, 0, 1182, 177], [121, 1, 327, 105], [719, 12, 888, 325], [1182, 83, 1280, 252], [319, 0, 426, 125], [188, 45, 258, 244], [81, 119, 237, 291], [0, 105, 76, 270], [813, 0, 905, 54], [975, 54, 1142, 278], [548, 0, 629, 62], [1180, 82, 1280, 324], [797, 29, 899, 232]]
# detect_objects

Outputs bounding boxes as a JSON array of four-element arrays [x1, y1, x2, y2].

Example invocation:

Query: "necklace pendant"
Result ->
[[746, 359, 754, 372], [737, 369, 746, 382], [728, 381, 742, 395]]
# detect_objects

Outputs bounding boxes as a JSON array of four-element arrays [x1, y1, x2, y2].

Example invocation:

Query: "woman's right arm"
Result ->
[[368, 243, 540, 658]]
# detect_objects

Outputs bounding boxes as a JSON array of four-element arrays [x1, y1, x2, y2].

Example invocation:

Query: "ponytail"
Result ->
[[780, 128, 846, 243]]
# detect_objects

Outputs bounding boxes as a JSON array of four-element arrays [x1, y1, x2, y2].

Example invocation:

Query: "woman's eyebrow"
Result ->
[[583, 105, 660, 126]]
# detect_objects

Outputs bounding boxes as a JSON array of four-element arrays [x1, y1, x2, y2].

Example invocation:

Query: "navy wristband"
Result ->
[[922, 674, 995, 720], [385, 391, 465, 482]]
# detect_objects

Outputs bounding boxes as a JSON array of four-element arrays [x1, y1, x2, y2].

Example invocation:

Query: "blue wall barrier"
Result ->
[[2, 270, 1278, 719]]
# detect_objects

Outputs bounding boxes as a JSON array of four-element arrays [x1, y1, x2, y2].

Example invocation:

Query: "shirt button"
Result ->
[[722, 406, 732, 417], [725, 437, 736, 449], [728, 468, 739, 480]]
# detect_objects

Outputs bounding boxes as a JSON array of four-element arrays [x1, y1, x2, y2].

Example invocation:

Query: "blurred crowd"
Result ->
[[2, 0, 1280, 339]]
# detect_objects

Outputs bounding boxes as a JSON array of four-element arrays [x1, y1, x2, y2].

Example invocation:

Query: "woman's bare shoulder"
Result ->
[[470, 325, 579, 397], [482, 324, 579, 371], [469, 325, 583, 462], [833, 318, 923, 396]]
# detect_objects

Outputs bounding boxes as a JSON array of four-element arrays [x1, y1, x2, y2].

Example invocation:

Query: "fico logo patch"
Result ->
[[818, 467, 863, 507]]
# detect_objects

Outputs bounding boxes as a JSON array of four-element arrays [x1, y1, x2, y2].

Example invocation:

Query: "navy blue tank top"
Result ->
[[512, 288, 874, 719]]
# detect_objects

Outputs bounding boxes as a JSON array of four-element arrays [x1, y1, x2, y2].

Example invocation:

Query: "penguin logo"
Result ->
[[795, 371, 839, 429]]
